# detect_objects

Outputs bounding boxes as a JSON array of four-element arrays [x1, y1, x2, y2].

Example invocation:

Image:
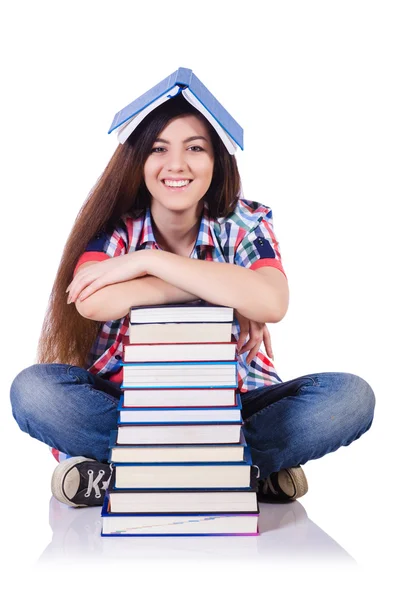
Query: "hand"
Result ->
[[234, 310, 274, 364], [66, 252, 149, 303]]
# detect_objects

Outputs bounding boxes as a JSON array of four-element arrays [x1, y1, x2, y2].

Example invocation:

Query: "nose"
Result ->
[[165, 148, 188, 172]]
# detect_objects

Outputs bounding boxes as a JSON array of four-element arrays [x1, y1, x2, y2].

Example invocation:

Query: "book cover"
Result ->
[[111, 463, 257, 490], [120, 387, 238, 408], [128, 322, 233, 344], [107, 429, 249, 464], [109, 428, 247, 447], [117, 395, 243, 425], [108, 67, 244, 153], [108, 443, 251, 465], [123, 341, 237, 363], [129, 305, 234, 324], [106, 485, 259, 514], [121, 361, 238, 389], [115, 422, 243, 445], [101, 496, 259, 536]]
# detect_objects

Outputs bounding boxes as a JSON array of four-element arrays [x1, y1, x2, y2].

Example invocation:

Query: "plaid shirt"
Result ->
[[74, 198, 286, 393]]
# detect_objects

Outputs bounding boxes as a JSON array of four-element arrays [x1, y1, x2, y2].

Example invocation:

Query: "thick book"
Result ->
[[121, 387, 238, 408], [101, 497, 259, 537], [123, 342, 237, 363], [111, 463, 256, 490], [117, 395, 242, 424], [129, 322, 233, 344], [129, 301, 234, 324], [116, 423, 242, 445], [108, 430, 248, 464], [121, 361, 238, 388], [107, 487, 259, 514], [108, 67, 244, 154]]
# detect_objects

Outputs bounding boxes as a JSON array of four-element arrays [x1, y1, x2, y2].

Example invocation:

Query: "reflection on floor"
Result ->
[[37, 496, 355, 565]]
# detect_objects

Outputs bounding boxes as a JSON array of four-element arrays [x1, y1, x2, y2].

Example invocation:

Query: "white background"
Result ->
[[1, 1, 396, 597]]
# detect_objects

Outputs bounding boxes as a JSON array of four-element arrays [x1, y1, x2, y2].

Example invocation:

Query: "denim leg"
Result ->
[[241, 372, 375, 479], [10, 363, 121, 462]]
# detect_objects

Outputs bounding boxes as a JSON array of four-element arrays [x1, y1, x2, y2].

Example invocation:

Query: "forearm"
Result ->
[[77, 275, 200, 321], [147, 251, 286, 323]]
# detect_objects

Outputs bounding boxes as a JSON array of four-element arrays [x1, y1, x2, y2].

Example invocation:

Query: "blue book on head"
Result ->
[[108, 67, 243, 154]]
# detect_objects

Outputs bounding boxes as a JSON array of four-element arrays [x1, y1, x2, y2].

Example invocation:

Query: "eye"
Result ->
[[188, 146, 204, 152], [150, 147, 166, 153]]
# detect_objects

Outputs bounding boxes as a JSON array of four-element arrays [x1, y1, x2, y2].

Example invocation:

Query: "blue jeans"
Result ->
[[9, 364, 375, 479]]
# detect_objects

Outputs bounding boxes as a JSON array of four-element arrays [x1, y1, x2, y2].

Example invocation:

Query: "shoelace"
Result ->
[[85, 465, 113, 499]]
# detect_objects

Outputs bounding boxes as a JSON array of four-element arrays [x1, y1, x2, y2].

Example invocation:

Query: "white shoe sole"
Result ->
[[51, 456, 95, 508]]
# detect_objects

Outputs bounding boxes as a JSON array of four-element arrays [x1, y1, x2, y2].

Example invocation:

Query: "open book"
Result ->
[[108, 67, 243, 154]]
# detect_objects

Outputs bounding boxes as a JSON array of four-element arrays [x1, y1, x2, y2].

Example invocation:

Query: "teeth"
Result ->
[[164, 179, 190, 188]]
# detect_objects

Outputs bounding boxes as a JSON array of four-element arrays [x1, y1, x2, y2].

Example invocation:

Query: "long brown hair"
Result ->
[[36, 94, 242, 368]]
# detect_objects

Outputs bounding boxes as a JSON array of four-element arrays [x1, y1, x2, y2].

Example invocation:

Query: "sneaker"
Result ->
[[258, 466, 308, 503], [51, 456, 113, 508]]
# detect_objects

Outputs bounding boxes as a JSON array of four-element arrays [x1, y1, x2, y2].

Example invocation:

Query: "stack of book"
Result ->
[[101, 301, 260, 537]]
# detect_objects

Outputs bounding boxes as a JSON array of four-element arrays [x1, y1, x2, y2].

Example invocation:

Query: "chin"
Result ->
[[154, 194, 200, 208]]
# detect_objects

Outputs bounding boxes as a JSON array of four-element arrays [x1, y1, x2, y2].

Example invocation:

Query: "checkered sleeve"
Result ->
[[234, 209, 286, 277], [73, 218, 129, 277]]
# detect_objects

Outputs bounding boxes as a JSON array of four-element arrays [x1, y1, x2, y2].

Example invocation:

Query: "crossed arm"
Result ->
[[67, 249, 289, 324]]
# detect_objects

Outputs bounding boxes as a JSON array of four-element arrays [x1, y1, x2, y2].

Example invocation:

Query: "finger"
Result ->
[[67, 263, 104, 300], [68, 266, 106, 303], [67, 272, 90, 302], [263, 325, 274, 359], [246, 339, 262, 364], [239, 333, 262, 357], [77, 278, 107, 301], [68, 277, 94, 303], [69, 273, 100, 303], [237, 334, 248, 352], [239, 320, 261, 350], [237, 326, 249, 351]]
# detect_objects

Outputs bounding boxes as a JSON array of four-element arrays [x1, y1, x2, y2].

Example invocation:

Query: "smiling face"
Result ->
[[143, 114, 215, 217]]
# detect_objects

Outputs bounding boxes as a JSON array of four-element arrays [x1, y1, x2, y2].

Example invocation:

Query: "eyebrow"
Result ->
[[154, 136, 209, 144]]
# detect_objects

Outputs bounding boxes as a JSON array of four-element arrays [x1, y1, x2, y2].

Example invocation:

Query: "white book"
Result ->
[[118, 404, 242, 424], [109, 443, 246, 464], [108, 490, 258, 514], [129, 302, 234, 324], [129, 322, 233, 344], [116, 423, 242, 445], [123, 378, 236, 385], [121, 387, 237, 407], [113, 464, 252, 489], [122, 362, 237, 386], [123, 342, 237, 363], [101, 511, 259, 536]]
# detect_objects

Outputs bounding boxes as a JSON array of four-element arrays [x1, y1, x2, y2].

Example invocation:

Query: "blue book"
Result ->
[[117, 394, 242, 425], [101, 495, 259, 537], [108, 67, 243, 154], [107, 429, 248, 464]]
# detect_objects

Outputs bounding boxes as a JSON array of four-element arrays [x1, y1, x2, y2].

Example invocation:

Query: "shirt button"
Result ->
[[115, 355, 122, 360]]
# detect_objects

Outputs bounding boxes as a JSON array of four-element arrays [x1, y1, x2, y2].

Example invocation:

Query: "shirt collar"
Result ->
[[138, 200, 215, 250]]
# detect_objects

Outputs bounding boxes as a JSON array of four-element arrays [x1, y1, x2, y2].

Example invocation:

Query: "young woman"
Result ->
[[10, 94, 375, 508]]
